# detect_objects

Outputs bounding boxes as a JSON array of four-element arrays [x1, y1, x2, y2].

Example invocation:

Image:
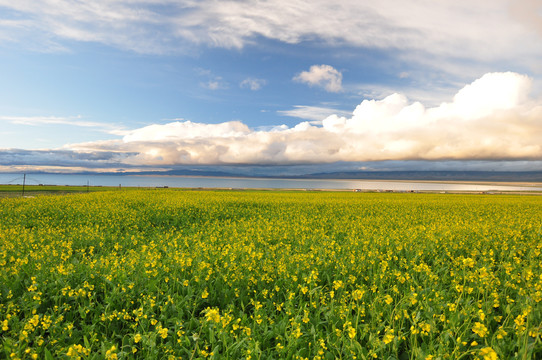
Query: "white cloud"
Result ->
[[509, 0, 542, 38], [196, 69, 227, 90], [278, 105, 351, 122], [203, 81, 220, 90], [66, 72, 542, 165], [122, 120, 250, 142], [200, 79, 228, 90], [432, 72, 531, 120], [0, 115, 126, 134], [240, 78, 266, 90], [294, 65, 343, 92], [2, 1, 539, 73]]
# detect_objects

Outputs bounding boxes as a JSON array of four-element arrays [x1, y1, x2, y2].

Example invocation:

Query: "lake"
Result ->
[[1, 173, 542, 192]]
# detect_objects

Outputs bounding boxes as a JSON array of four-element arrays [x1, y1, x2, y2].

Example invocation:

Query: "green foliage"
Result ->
[[0, 190, 541, 359]]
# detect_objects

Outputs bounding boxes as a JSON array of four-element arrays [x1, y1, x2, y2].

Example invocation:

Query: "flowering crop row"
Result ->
[[0, 190, 541, 359]]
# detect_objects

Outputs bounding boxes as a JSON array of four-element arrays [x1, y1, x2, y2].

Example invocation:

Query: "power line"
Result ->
[[2, 176, 24, 184], [22, 174, 26, 197]]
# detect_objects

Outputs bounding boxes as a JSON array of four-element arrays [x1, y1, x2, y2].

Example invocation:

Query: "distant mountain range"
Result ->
[[133, 169, 542, 182], [5, 169, 542, 182], [299, 171, 542, 182]]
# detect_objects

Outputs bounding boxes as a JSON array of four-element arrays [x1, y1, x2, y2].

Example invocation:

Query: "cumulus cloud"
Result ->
[[123, 121, 250, 142], [294, 65, 343, 93], [240, 78, 266, 91], [65, 72, 542, 166]]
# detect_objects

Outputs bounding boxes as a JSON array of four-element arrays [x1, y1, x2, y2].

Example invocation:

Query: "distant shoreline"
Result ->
[[130, 174, 542, 188], [1, 173, 542, 193], [1, 169, 542, 184]]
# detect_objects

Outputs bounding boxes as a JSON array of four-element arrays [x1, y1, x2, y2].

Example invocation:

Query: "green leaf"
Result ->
[[84, 335, 91, 349], [44, 348, 55, 360]]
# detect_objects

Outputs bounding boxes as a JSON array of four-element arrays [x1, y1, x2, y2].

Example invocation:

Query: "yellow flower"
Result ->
[[105, 345, 118, 360], [134, 333, 142, 343], [383, 329, 394, 344], [463, 257, 475, 267], [66, 347, 76, 357], [201, 289, 209, 299], [514, 314, 526, 331], [472, 322, 488, 338], [352, 289, 365, 301], [496, 327, 507, 339], [348, 326, 357, 339], [29, 315, 39, 328], [302, 310, 310, 324], [479, 347, 498, 360], [420, 322, 431, 335], [384, 294, 393, 305], [205, 308, 221, 323]]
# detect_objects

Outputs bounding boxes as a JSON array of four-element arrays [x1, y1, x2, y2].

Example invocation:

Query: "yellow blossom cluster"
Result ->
[[0, 190, 540, 358]]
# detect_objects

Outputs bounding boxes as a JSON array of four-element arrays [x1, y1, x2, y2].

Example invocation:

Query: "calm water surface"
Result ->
[[1, 173, 542, 192]]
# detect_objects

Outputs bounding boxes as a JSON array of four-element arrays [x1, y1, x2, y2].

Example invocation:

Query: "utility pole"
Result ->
[[22, 173, 26, 197], [87, 180, 90, 193]]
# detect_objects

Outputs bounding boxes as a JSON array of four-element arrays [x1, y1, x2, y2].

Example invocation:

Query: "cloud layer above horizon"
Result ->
[[64, 72, 541, 166]]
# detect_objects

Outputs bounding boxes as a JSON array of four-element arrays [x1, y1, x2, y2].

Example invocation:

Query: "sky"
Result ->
[[1, 0, 542, 176]]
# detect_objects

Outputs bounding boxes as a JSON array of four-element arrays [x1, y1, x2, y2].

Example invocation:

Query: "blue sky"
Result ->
[[1, 0, 542, 175]]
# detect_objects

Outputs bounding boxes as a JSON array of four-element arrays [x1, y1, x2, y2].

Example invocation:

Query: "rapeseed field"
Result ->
[[0, 190, 541, 359]]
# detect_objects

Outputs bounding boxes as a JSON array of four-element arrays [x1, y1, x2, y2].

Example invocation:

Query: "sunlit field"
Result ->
[[1, 190, 541, 359], [0, 185, 108, 199]]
